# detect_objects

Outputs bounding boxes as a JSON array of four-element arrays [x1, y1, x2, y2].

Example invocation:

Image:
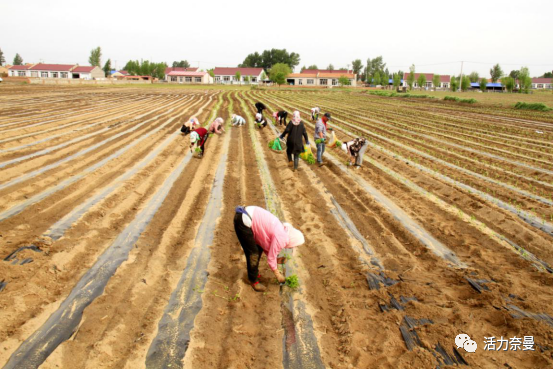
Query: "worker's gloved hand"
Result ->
[[273, 269, 286, 283], [321, 138, 325, 142]]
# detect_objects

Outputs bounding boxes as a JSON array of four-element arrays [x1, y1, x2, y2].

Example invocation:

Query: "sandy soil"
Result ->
[[0, 85, 552, 369]]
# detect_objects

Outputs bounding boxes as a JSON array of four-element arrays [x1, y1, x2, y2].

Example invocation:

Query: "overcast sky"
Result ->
[[2, 0, 552, 77]]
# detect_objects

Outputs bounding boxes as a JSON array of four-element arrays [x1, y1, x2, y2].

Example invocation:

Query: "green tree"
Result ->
[[417, 73, 426, 89], [432, 74, 441, 90], [364, 56, 386, 83], [468, 71, 480, 83], [373, 71, 380, 85], [103, 59, 111, 77], [13, 53, 23, 65], [518, 66, 532, 93], [490, 63, 503, 83], [207, 69, 215, 78], [261, 71, 267, 81], [0, 48, 5, 66], [172, 60, 190, 68], [352, 59, 363, 79], [239, 49, 300, 71], [307, 64, 318, 70], [269, 63, 291, 86], [461, 76, 471, 91], [450, 76, 458, 91], [338, 75, 351, 86], [380, 72, 389, 86], [393, 73, 401, 89], [235, 71, 242, 85], [407, 64, 416, 90], [397, 70, 404, 79], [244, 75, 250, 84], [327, 64, 334, 71], [509, 70, 520, 80], [479, 77, 487, 92], [501, 76, 515, 92], [123, 59, 167, 79], [540, 72, 552, 78], [88, 46, 102, 67]]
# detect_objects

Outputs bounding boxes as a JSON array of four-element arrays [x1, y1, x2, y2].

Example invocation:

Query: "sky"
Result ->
[[2, 0, 552, 77]]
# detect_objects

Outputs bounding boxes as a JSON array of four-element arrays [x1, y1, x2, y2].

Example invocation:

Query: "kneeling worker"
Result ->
[[234, 205, 305, 292]]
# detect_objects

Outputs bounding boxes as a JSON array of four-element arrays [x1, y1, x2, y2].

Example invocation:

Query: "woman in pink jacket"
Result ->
[[234, 205, 305, 292]]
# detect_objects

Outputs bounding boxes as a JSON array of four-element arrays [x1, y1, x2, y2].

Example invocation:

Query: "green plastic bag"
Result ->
[[271, 139, 282, 151]]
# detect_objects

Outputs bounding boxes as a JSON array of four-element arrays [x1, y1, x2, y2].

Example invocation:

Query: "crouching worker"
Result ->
[[255, 113, 267, 129], [342, 137, 369, 168], [208, 117, 225, 134], [181, 117, 200, 135], [231, 114, 246, 127], [190, 127, 209, 158], [234, 205, 305, 292]]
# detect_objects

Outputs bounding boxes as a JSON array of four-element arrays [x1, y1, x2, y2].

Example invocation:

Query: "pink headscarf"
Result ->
[[283, 223, 305, 248], [292, 111, 301, 125], [272, 112, 278, 119]]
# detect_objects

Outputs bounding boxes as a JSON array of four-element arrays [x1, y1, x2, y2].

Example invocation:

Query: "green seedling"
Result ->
[[285, 274, 300, 289]]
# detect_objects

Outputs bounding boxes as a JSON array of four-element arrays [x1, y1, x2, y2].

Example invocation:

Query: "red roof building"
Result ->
[[166, 71, 213, 84], [164, 67, 199, 75], [30, 64, 75, 71], [213, 67, 264, 84], [301, 69, 353, 74]]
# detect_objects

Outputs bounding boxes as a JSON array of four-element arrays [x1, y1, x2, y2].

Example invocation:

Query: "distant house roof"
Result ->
[[29, 64, 75, 71], [440, 75, 451, 82], [167, 71, 207, 77], [119, 70, 129, 75], [531, 77, 552, 83], [404, 73, 434, 81], [213, 67, 263, 76], [288, 73, 316, 78], [9, 65, 32, 70], [319, 72, 354, 78], [165, 67, 199, 74], [301, 69, 352, 74], [72, 66, 96, 73]]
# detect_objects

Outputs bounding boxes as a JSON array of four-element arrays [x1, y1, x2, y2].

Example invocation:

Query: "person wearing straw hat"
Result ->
[[189, 127, 209, 158], [342, 137, 369, 168], [208, 117, 225, 134], [234, 205, 305, 292], [279, 111, 309, 172]]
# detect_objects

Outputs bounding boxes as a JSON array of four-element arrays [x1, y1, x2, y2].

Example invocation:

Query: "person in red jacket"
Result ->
[[234, 205, 305, 292], [190, 127, 209, 158]]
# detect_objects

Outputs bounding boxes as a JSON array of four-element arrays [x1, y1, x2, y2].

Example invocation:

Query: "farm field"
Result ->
[[0, 84, 552, 368]]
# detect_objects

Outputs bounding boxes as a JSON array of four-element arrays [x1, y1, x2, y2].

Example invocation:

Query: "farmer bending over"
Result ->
[[279, 111, 309, 172], [231, 114, 246, 127], [190, 127, 209, 158], [181, 117, 200, 135], [342, 137, 369, 168], [208, 117, 225, 134], [234, 205, 305, 292], [311, 107, 320, 121], [255, 113, 267, 129], [255, 102, 267, 115], [273, 110, 288, 126]]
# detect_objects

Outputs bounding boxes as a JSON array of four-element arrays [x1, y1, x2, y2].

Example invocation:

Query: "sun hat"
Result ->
[[283, 223, 305, 248], [341, 143, 348, 153], [190, 131, 199, 143], [324, 113, 331, 120]]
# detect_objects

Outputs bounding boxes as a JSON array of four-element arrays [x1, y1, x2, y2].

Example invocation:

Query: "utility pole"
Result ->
[[459, 60, 464, 92]]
